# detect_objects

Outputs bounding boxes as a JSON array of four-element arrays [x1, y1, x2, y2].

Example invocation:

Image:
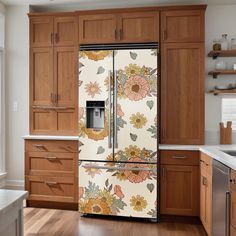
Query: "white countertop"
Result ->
[[160, 144, 236, 171], [0, 190, 28, 215], [23, 135, 78, 140]]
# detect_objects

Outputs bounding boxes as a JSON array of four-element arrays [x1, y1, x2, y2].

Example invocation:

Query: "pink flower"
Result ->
[[114, 185, 124, 198], [85, 81, 101, 98], [116, 104, 124, 117], [79, 107, 84, 120], [124, 76, 150, 101], [124, 157, 150, 183], [78, 187, 84, 199]]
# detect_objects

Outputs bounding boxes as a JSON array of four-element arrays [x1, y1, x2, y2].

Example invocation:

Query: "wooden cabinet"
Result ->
[[25, 140, 78, 209], [200, 152, 212, 236], [230, 170, 236, 235], [161, 10, 205, 43], [29, 14, 78, 135], [161, 43, 204, 144], [78, 11, 159, 44], [160, 150, 200, 216]]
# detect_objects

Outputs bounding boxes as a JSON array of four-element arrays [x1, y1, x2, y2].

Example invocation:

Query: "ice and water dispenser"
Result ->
[[86, 101, 105, 129]]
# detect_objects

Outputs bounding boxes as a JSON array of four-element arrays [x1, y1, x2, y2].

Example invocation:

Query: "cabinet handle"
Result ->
[[55, 33, 59, 43], [202, 176, 207, 186], [54, 94, 58, 104], [34, 144, 46, 150], [45, 181, 58, 186], [45, 156, 58, 161], [200, 160, 209, 166], [172, 156, 187, 159], [119, 29, 122, 40], [50, 33, 53, 44]]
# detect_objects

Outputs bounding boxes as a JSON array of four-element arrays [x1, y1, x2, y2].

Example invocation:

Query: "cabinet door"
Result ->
[[30, 17, 53, 47], [231, 190, 236, 234], [30, 48, 54, 106], [54, 47, 77, 107], [78, 14, 117, 44], [54, 16, 76, 46], [118, 12, 159, 43], [160, 165, 199, 216], [161, 43, 204, 144], [200, 169, 212, 236], [161, 10, 205, 42]]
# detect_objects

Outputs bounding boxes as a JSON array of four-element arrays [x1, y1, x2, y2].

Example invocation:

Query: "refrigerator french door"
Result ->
[[78, 46, 158, 220]]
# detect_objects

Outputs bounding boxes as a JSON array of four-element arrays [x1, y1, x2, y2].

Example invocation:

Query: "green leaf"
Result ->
[[150, 68, 157, 75], [79, 62, 84, 68], [130, 133, 137, 141], [105, 179, 109, 187], [97, 66, 105, 74], [130, 51, 137, 60], [84, 181, 100, 199], [112, 197, 127, 210], [146, 100, 154, 110], [108, 184, 113, 192], [78, 141, 84, 147], [97, 146, 105, 154], [147, 183, 155, 193]]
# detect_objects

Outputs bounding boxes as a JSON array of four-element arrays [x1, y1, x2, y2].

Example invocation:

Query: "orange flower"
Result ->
[[83, 51, 112, 61], [84, 163, 102, 178], [116, 104, 124, 117], [84, 198, 111, 215], [124, 157, 150, 183], [114, 185, 124, 199], [78, 187, 84, 199]]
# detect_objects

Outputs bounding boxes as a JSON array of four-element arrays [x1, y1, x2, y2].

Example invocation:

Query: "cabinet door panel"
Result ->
[[54, 47, 77, 107], [79, 14, 117, 44], [54, 16, 76, 46], [161, 10, 204, 42], [160, 165, 199, 216], [231, 190, 236, 232], [30, 17, 53, 47], [118, 12, 159, 43], [30, 48, 54, 106], [161, 43, 204, 144]]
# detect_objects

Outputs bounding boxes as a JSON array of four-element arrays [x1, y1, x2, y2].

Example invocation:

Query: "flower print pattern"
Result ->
[[130, 112, 147, 129], [130, 195, 147, 212], [114, 185, 124, 199], [85, 123, 109, 141], [79, 187, 84, 199], [125, 64, 141, 77], [124, 145, 141, 158], [84, 198, 111, 214], [84, 163, 102, 178], [80, 50, 113, 61], [85, 81, 101, 98], [124, 75, 150, 101], [116, 104, 124, 117]]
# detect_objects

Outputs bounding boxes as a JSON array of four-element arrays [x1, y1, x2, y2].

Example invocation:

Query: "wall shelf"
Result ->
[[208, 50, 236, 59], [208, 70, 236, 78], [208, 89, 236, 95]]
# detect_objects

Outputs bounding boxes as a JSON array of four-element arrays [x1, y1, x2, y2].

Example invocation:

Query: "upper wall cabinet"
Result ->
[[161, 10, 205, 43], [30, 15, 76, 47], [78, 11, 159, 44]]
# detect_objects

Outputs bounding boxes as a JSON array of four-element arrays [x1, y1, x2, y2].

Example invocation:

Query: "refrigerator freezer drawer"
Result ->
[[79, 161, 157, 219]]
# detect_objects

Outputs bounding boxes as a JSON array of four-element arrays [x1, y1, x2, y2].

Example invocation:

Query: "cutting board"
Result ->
[[219, 121, 232, 144]]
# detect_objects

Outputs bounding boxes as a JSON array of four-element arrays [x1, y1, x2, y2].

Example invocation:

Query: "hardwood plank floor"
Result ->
[[24, 208, 207, 236]]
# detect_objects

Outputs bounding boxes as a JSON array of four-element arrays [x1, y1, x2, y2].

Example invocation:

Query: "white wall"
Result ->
[[0, 3, 5, 14], [5, 5, 29, 187], [205, 5, 236, 144]]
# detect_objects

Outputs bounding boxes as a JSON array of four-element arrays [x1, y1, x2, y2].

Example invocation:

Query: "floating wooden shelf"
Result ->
[[208, 70, 236, 78], [208, 89, 236, 95], [208, 50, 236, 59]]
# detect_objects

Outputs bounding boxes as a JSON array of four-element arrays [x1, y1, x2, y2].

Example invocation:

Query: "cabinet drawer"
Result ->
[[200, 152, 212, 176], [160, 150, 199, 166], [25, 152, 77, 176], [25, 140, 78, 153], [26, 176, 77, 203]]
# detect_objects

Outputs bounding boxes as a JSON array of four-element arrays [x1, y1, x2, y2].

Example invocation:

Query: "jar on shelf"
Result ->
[[215, 60, 227, 70], [221, 34, 229, 50], [213, 39, 221, 51], [231, 38, 236, 50]]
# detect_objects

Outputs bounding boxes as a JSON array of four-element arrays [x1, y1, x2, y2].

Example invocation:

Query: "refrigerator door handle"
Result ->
[[114, 70, 118, 148], [82, 165, 155, 172], [108, 70, 112, 149]]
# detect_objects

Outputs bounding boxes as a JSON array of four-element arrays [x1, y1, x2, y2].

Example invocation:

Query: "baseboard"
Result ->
[[0, 172, 7, 188], [5, 180, 24, 190]]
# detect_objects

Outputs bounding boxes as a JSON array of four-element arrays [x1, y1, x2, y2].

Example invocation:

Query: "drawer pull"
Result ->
[[82, 165, 155, 172], [200, 160, 209, 166], [34, 144, 47, 150], [45, 181, 58, 186], [172, 156, 187, 159], [202, 177, 207, 186], [45, 156, 58, 161]]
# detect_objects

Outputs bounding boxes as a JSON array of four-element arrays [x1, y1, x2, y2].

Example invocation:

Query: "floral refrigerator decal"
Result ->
[[78, 47, 158, 220]]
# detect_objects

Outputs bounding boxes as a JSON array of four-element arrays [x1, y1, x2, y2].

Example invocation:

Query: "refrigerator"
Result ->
[[78, 45, 159, 220]]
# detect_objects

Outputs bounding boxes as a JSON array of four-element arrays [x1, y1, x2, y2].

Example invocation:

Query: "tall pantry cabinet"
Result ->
[[29, 13, 78, 135]]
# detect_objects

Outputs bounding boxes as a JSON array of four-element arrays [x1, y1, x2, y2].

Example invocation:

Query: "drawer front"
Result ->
[[25, 140, 78, 153], [160, 150, 199, 166], [79, 161, 157, 218], [26, 176, 77, 203], [200, 152, 212, 175], [25, 152, 77, 176]]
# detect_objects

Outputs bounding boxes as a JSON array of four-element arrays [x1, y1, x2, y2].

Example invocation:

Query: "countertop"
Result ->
[[23, 135, 78, 140], [0, 190, 28, 215], [160, 144, 236, 171]]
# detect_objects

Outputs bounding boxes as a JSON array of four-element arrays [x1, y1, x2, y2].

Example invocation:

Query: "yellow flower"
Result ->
[[130, 195, 147, 212], [117, 84, 126, 99], [99, 190, 113, 206], [124, 145, 141, 158], [105, 154, 116, 166], [85, 122, 109, 141], [130, 112, 147, 129], [141, 149, 151, 158], [78, 120, 86, 137], [141, 66, 152, 76], [125, 64, 141, 77], [116, 171, 127, 181], [83, 51, 112, 61], [84, 198, 111, 215], [79, 200, 86, 212]]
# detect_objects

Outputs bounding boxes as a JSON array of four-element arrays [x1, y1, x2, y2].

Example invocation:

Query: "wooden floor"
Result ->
[[24, 208, 207, 236]]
